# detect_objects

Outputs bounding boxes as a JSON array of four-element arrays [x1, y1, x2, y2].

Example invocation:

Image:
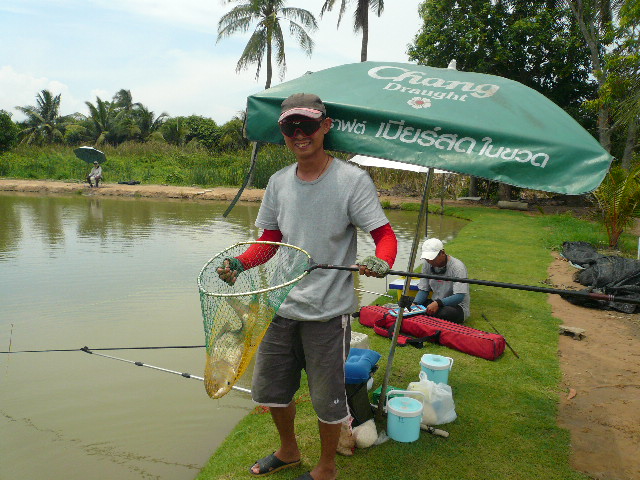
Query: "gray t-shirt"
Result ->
[[417, 255, 470, 319], [255, 158, 389, 321]]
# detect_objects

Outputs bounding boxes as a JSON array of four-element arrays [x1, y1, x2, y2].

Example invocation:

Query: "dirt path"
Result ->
[[2, 178, 639, 478], [548, 253, 640, 480]]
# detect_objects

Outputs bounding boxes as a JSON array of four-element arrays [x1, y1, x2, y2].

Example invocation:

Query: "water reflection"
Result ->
[[0, 193, 466, 480]]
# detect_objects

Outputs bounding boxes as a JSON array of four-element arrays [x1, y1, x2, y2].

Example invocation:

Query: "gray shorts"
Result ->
[[251, 314, 351, 424]]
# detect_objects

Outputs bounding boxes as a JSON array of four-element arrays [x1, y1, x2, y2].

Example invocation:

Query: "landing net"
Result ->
[[197, 242, 311, 399]]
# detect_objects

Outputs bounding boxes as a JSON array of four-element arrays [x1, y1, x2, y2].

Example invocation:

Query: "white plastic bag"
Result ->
[[407, 371, 457, 425]]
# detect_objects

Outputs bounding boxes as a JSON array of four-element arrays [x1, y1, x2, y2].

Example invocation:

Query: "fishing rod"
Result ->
[[2, 344, 252, 393], [310, 264, 640, 306], [0, 345, 205, 354], [354, 287, 394, 299], [79, 347, 252, 395], [482, 313, 519, 359]]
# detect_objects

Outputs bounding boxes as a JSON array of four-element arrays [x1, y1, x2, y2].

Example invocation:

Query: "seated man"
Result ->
[[413, 238, 470, 324], [87, 161, 102, 188]]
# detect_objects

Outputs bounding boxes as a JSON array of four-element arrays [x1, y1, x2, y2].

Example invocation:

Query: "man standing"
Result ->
[[86, 161, 102, 188], [414, 237, 470, 324], [218, 93, 397, 480]]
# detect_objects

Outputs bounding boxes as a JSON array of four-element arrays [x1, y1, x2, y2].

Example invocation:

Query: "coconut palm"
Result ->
[[320, 0, 384, 62], [219, 110, 250, 151], [109, 89, 144, 143], [15, 90, 69, 144], [592, 164, 640, 249], [84, 97, 118, 145], [217, 0, 317, 88], [133, 105, 169, 142]]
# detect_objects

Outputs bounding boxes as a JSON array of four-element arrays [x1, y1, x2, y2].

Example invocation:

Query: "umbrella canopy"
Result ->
[[74, 146, 106, 164], [246, 61, 612, 195]]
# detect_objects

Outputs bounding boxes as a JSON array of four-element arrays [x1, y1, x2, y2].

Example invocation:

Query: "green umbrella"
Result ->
[[74, 146, 106, 164], [246, 61, 612, 195]]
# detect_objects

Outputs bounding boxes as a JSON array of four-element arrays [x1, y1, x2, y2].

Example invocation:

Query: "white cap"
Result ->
[[421, 238, 444, 260]]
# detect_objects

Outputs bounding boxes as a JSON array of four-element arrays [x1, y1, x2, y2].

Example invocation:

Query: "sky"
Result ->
[[0, 0, 424, 125]]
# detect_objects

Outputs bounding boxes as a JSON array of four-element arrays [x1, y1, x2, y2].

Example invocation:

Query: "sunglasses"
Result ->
[[279, 119, 323, 138]]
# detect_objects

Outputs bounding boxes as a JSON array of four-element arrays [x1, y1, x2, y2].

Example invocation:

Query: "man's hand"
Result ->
[[216, 257, 244, 285], [426, 300, 440, 315], [358, 256, 390, 278]]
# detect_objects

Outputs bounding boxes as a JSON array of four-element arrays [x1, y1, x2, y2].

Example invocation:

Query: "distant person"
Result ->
[[87, 161, 102, 188], [414, 238, 470, 324]]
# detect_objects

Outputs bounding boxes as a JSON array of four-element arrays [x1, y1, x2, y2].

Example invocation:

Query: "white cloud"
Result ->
[[132, 49, 260, 123], [0, 66, 86, 119], [92, 0, 225, 32]]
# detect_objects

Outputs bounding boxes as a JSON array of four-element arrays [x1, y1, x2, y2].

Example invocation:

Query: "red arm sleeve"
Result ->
[[370, 223, 397, 268], [236, 229, 283, 270]]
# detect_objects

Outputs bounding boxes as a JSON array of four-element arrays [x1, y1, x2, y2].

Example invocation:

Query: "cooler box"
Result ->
[[388, 278, 420, 301], [345, 348, 381, 426]]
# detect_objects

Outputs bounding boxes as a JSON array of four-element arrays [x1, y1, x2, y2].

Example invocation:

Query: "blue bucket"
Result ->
[[386, 390, 424, 443], [420, 354, 454, 385]]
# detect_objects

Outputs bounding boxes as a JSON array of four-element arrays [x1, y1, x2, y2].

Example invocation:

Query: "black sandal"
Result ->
[[249, 452, 301, 476]]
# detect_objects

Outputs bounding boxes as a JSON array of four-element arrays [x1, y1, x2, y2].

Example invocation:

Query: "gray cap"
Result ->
[[279, 93, 326, 122]]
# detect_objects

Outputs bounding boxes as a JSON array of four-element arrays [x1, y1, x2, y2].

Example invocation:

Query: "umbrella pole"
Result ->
[[376, 169, 433, 421], [223, 142, 262, 218]]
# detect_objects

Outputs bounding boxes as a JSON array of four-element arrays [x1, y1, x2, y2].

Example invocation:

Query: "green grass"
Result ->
[[0, 143, 296, 189], [195, 206, 633, 480]]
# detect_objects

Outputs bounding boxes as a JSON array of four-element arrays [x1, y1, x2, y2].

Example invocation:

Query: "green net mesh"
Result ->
[[197, 242, 311, 399]]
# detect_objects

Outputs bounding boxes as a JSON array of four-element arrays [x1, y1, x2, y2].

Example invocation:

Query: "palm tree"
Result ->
[[219, 110, 250, 151], [320, 0, 384, 62], [111, 89, 143, 143], [217, 0, 317, 89], [133, 105, 169, 142], [15, 90, 69, 144], [84, 97, 117, 145], [592, 164, 640, 249]]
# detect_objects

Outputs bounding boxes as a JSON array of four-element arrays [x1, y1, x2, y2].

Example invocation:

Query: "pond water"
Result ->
[[0, 193, 467, 480]]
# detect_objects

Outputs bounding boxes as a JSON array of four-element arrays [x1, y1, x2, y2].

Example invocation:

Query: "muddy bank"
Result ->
[[0, 179, 265, 202], [0, 179, 430, 209]]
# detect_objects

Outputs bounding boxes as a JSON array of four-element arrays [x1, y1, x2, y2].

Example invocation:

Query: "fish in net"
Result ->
[[197, 242, 311, 399]]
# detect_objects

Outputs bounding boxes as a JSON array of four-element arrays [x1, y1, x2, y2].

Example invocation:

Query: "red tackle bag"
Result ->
[[355, 305, 506, 361]]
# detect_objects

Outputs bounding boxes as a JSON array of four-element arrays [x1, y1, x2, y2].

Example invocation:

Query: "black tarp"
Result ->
[[561, 241, 640, 313]]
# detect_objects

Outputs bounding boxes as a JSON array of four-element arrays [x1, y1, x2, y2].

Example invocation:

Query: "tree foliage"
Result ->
[[408, 1, 596, 125], [584, 0, 640, 167], [183, 115, 221, 151], [0, 110, 19, 152], [217, 0, 317, 88]]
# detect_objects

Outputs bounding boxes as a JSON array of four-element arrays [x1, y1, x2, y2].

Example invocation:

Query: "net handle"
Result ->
[[308, 263, 640, 306], [197, 241, 313, 298]]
